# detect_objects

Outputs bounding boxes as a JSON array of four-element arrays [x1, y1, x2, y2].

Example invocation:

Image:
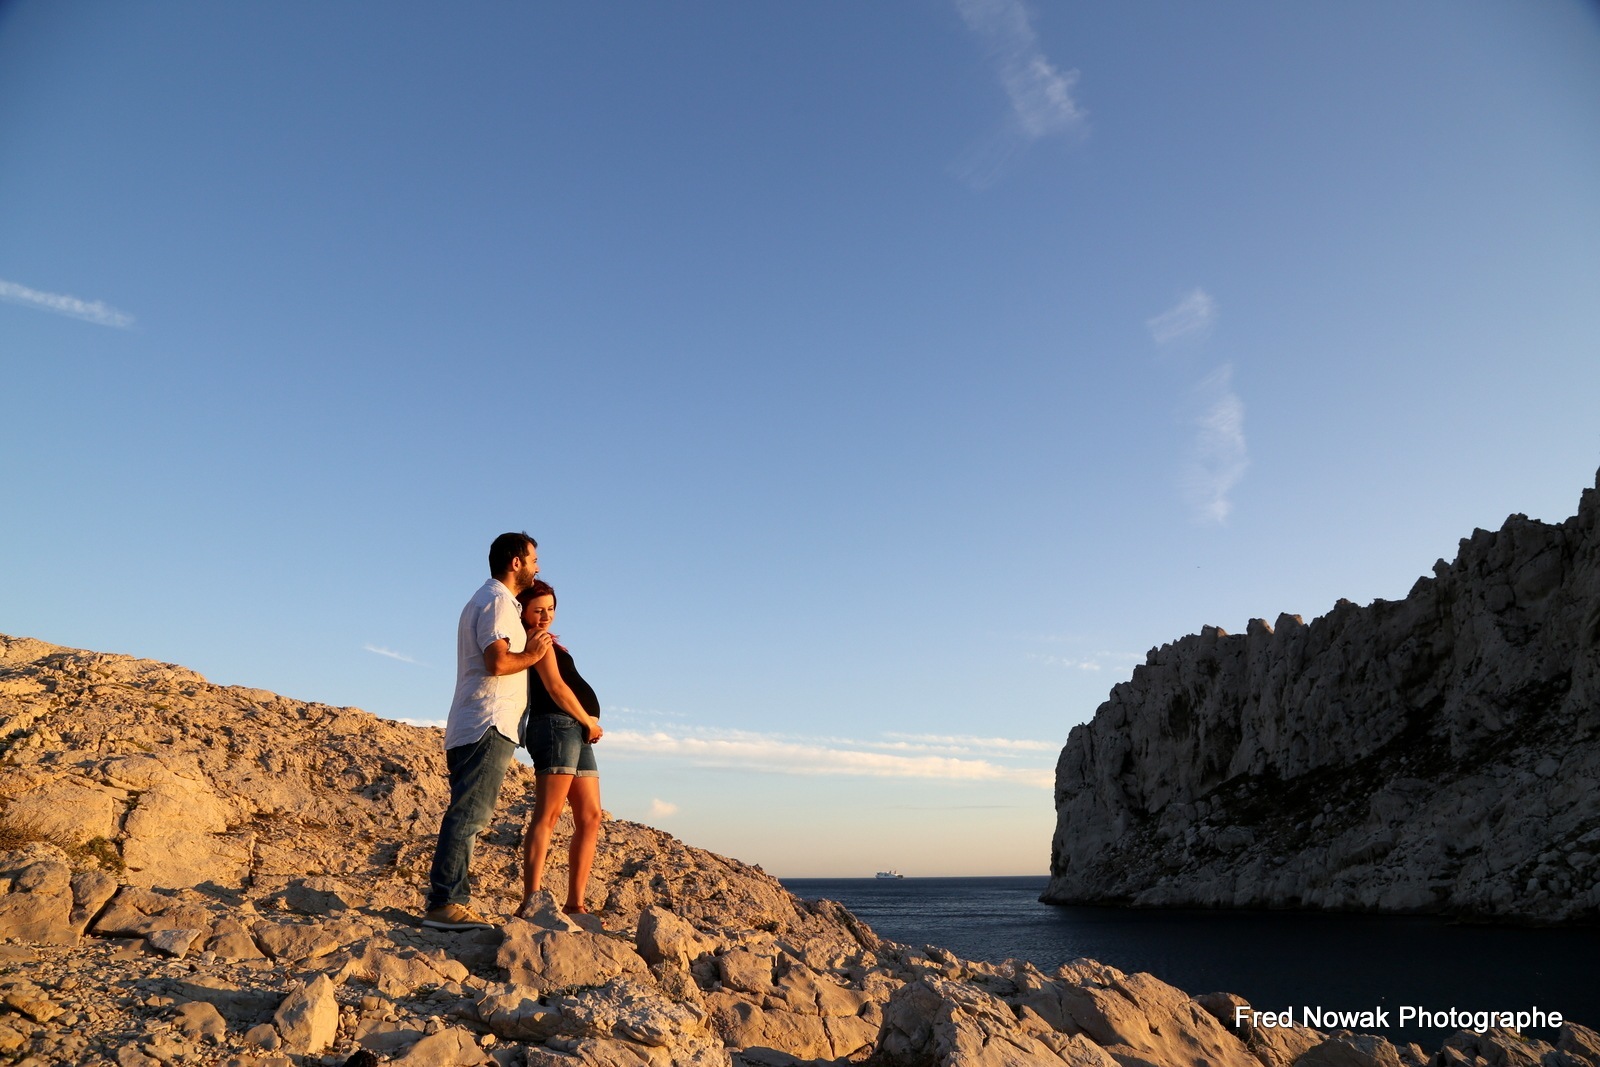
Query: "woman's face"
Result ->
[[521, 594, 556, 633]]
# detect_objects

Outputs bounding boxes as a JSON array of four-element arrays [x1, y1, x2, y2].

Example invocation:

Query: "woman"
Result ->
[[516, 579, 605, 918]]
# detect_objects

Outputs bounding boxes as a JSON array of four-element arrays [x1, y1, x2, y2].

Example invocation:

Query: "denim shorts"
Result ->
[[522, 713, 598, 777]]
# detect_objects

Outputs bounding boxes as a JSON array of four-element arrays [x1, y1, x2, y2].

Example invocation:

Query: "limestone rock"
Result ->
[[391, 1026, 495, 1066], [173, 1000, 228, 1041], [92, 885, 215, 939], [496, 918, 650, 992], [67, 867, 118, 931], [718, 947, 776, 995], [1016, 959, 1260, 1067], [2, 776, 119, 845], [251, 917, 369, 962], [473, 984, 563, 1041], [0, 848, 77, 944], [1046, 468, 1600, 922], [518, 887, 584, 933], [1296, 1030, 1407, 1067], [637, 905, 715, 968], [205, 916, 267, 959], [272, 876, 365, 916], [1195, 992, 1322, 1067], [272, 974, 339, 1054], [1558, 1023, 1600, 1066], [145, 927, 204, 958], [877, 975, 1119, 1067], [339, 938, 469, 997]]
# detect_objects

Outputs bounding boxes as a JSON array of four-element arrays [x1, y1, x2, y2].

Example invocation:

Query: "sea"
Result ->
[[779, 876, 1600, 1048]]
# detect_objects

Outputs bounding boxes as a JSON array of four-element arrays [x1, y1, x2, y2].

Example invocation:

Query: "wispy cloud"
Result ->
[[604, 705, 687, 721], [1026, 648, 1142, 672], [953, 0, 1085, 185], [599, 725, 1053, 788], [1183, 364, 1249, 524], [1027, 653, 1103, 671], [363, 644, 426, 666], [876, 732, 1055, 754], [0, 278, 135, 329], [649, 798, 679, 818], [1142, 289, 1248, 521], [1147, 289, 1216, 345]]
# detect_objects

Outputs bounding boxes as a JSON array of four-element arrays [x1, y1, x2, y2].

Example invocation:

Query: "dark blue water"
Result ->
[[782, 876, 1600, 1048]]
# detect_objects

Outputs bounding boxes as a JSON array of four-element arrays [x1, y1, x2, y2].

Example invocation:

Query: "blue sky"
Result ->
[[3, 2, 1598, 876]]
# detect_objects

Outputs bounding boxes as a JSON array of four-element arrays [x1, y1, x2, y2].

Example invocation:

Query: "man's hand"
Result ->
[[483, 631, 553, 676]]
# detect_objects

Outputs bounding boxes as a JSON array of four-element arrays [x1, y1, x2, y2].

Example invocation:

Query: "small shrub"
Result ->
[[0, 813, 125, 873], [0, 816, 48, 853], [69, 836, 125, 874]]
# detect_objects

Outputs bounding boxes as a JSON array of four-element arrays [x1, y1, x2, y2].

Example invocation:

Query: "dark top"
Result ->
[[527, 644, 600, 720]]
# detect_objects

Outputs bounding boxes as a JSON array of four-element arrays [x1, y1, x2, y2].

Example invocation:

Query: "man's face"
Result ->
[[511, 544, 539, 593]]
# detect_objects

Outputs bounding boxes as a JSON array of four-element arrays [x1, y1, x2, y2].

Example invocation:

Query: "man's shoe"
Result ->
[[421, 903, 496, 930]]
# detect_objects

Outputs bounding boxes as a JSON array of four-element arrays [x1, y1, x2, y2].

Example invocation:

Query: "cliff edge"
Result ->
[[1045, 467, 1600, 921]]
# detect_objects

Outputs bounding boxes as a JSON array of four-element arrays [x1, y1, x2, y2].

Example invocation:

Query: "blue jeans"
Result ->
[[426, 728, 515, 910]]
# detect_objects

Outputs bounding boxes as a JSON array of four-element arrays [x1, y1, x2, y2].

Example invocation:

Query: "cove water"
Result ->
[[781, 876, 1600, 1048]]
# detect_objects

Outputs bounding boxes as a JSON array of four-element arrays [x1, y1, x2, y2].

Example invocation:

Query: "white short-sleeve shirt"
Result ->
[[444, 578, 527, 749]]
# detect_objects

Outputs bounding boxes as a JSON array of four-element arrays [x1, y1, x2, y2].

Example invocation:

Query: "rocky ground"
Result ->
[[1046, 467, 1600, 922], [1, 633, 1596, 1066]]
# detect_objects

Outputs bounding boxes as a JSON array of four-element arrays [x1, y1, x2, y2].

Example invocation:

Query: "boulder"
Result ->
[[1195, 992, 1323, 1067], [0, 849, 78, 944], [496, 919, 650, 993], [390, 1027, 495, 1066], [637, 905, 715, 968], [173, 1001, 228, 1041], [272, 974, 339, 1055], [1295, 1031, 1407, 1067], [1017, 959, 1260, 1067], [876, 975, 1119, 1067]]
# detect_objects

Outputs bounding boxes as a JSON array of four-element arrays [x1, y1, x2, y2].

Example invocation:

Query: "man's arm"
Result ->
[[482, 633, 552, 676]]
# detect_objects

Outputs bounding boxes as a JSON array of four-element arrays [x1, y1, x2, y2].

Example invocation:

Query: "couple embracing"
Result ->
[[422, 531, 606, 931]]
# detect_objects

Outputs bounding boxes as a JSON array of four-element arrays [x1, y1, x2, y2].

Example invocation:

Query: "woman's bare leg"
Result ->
[[521, 772, 575, 909], [565, 776, 602, 912]]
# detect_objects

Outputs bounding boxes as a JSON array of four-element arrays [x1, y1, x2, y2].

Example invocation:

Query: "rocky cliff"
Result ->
[[1045, 468, 1600, 922], [1, 633, 1595, 1066]]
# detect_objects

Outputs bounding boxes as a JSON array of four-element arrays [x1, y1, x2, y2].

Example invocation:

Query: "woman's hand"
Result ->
[[583, 717, 604, 744]]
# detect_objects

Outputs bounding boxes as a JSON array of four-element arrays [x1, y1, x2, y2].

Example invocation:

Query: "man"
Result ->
[[423, 531, 552, 930]]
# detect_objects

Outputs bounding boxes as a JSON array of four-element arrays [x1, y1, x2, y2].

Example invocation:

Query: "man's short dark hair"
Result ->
[[489, 531, 536, 576]]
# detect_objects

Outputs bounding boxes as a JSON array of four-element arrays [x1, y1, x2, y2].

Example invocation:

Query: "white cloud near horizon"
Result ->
[[953, 0, 1085, 186], [1183, 364, 1249, 524], [0, 278, 135, 329], [599, 725, 1054, 788], [877, 732, 1055, 753], [363, 644, 426, 666], [1147, 289, 1216, 344], [372, 716, 1055, 787], [649, 798, 679, 817]]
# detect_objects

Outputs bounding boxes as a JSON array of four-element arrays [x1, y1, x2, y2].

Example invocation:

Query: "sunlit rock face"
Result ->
[[1045, 466, 1600, 922]]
